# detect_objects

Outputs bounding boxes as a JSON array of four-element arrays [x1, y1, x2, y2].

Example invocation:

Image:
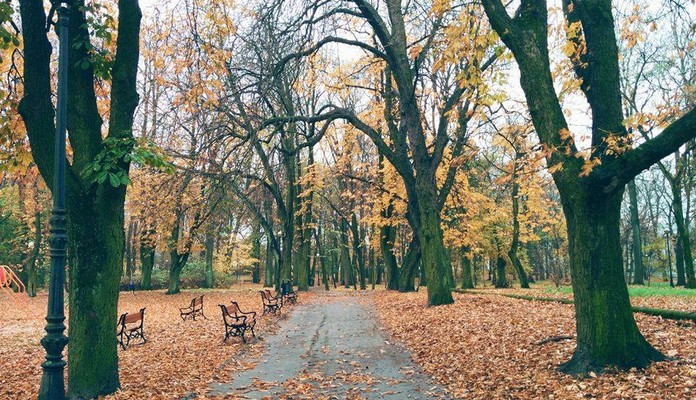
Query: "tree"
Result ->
[[18, 0, 141, 396], [274, 0, 503, 305], [481, 0, 696, 373]]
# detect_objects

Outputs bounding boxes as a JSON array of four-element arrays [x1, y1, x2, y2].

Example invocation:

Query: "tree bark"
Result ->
[[628, 180, 644, 285], [558, 190, 665, 373], [250, 223, 261, 284], [167, 251, 189, 295], [671, 182, 696, 288], [494, 256, 509, 288], [339, 218, 353, 288], [509, 178, 530, 288], [139, 226, 155, 290], [675, 234, 686, 286], [125, 219, 135, 283], [264, 230, 275, 287], [204, 229, 215, 288], [350, 213, 367, 290], [460, 251, 474, 289], [398, 236, 420, 292], [25, 211, 42, 297]]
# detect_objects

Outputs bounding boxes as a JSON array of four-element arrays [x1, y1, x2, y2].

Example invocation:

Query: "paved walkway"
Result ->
[[209, 291, 451, 399]]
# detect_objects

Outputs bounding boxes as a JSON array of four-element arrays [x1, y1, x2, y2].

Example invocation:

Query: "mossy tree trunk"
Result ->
[[250, 223, 261, 284], [167, 251, 190, 295], [125, 219, 135, 283], [139, 226, 155, 290], [558, 190, 665, 373], [339, 218, 353, 288], [460, 250, 474, 290], [316, 225, 330, 290], [204, 228, 215, 288], [264, 235, 275, 287], [398, 236, 420, 292], [350, 213, 366, 290], [25, 211, 42, 297], [508, 179, 530, 288], [494, 256, 509, 288]]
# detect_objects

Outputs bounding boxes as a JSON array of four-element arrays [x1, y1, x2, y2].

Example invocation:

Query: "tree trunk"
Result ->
[[139, 225, 155, 290], [125, 220, 134, 283], [380, 209, 399, 290], [509, 178, 530, 288], [350, 213, 366, 290], [339, 218, 353, 288], [675, 235, 686, 286], [250, 222, 261, 284], [296, 223, 310, 290], [672, 183, 696, 288], [398, 236, 420, 292], [24, 211, 42, 297], [414, 178, 453, 305], [140, 248, 154, 291], [264, 231, 275, 287], [558, 190, 665, 373], [494, 256, 509, 288], [460, 251, 474, 289], [204, 230, 215, 288], [316, 225, 330, 290], [628, 180, 644, 285], [167, 252, 189, 295]]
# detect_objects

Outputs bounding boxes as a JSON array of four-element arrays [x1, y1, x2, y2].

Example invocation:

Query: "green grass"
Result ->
[[543, 281, 696, 298]]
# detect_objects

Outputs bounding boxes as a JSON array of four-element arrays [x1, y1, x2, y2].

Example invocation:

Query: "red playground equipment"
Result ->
[[0, 265, 26, 304]]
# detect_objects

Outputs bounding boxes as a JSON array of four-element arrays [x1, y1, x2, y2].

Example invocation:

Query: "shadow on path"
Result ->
[[209, 291, 451, 399]]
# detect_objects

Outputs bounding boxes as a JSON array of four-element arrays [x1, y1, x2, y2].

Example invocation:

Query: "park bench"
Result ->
[[280, 281, 297, 305], [179, 294, 206, 321], [219, 301, 256, 343], [117, 308, 147, 350], [260, 290, 282, 315]]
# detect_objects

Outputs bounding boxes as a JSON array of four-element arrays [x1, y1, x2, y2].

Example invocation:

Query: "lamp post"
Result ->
[[38, 2, 70, 399], [665, 231, 674, 288]]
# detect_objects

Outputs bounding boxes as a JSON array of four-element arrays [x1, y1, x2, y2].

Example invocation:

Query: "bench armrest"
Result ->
[[229, 315, 247, 324]]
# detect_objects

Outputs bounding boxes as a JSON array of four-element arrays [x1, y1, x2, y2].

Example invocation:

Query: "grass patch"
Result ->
[[543, 282, 696, 297]]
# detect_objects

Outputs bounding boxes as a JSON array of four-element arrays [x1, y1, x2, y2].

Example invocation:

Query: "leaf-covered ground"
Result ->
[[3, 287, 695, 399], [374, 290, 696, 399], [0, 286, 307, 399]]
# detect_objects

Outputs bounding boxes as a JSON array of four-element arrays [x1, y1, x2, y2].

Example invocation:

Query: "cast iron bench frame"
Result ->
[[180, 294, 206, 321], [260, 290, 282, 315], [219, 301, 256, 343], [117, 307, 147, 350]]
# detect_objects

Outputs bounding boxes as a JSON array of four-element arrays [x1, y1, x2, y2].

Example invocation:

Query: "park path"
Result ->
[[209, 290, 452, 399]]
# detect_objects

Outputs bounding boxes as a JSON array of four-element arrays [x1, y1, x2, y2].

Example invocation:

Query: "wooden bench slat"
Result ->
[[219, 301, 256, 343], [118, 308, 146, 350], [180, 295, 206, 321]]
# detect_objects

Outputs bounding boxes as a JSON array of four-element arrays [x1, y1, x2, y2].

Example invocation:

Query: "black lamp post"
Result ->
[[38, 2, 70, 399]]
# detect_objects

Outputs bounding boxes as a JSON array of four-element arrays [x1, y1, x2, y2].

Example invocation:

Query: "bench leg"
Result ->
[[118, 334, 127, 351]]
